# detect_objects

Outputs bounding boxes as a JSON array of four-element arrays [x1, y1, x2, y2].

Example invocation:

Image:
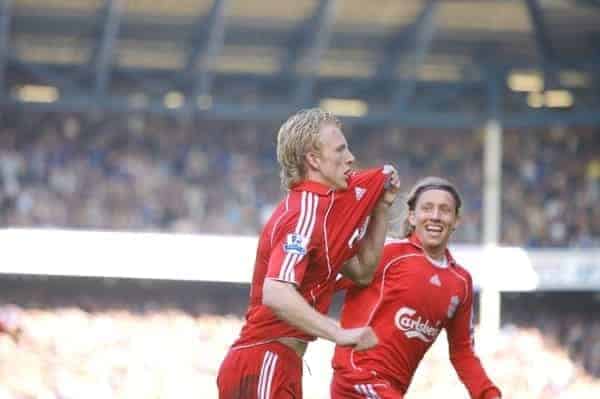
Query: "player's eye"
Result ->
[[421, 204, 433, 211]]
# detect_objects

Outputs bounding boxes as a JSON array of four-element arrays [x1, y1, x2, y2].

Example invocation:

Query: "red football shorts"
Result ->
[[217, 341, 302, 399], [331, 370, 404, 399]]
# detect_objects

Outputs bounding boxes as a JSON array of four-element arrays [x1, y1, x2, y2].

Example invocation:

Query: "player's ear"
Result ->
[[305, 150, 320, 171], [407, 210, 416, 228], [452, 213, 462, 231], [451, 213, 461, 233]]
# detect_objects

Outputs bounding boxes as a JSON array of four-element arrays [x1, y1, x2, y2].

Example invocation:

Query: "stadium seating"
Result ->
[[1, 111, 598, 248]]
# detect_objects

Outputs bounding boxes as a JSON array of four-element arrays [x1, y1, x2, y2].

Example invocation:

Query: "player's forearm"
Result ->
[[263, 278, 340, 342], [356, 202, 391, 277], [450, 352, 500, 399]]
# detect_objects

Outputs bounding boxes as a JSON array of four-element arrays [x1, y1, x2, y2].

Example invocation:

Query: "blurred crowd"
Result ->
[[1, 304, 599, 399], [504, 293, 600, 381], [0, 110, 598, 247]]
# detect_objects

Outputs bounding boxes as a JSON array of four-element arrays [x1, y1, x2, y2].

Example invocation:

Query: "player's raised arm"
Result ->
[[357, 166, 401, 276], [341, 165, 400, 285]]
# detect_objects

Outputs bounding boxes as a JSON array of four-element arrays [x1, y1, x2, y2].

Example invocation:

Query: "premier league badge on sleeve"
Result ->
[[284, 233, 308, 256]]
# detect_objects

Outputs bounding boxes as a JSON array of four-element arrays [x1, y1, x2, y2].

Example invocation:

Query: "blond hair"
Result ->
[[276, 108, 341, 189], [400, 176, 462, 237]]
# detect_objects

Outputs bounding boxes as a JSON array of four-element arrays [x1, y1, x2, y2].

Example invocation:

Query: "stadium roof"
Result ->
[[2, 0, 600, 127]]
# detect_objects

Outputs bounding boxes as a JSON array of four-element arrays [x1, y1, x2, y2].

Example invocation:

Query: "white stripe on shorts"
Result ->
[[354, 383, 381, 399], [257, 350, 278, 399]]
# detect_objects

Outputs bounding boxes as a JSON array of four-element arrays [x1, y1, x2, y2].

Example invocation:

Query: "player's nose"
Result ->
[[346, 150, 355, 165], [431, 208, 442, 220]]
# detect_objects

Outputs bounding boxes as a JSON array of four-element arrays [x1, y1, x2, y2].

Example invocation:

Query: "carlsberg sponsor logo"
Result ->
[[394, 307, 440, 343]]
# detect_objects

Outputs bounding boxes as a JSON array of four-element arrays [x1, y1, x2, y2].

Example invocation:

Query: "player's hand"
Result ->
[[354, 327, 378, 351], [379, 164, 401, 208], [335, 326, 378, 351]]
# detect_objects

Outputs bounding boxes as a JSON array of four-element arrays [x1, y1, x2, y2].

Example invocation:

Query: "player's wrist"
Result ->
[[331, 326, 345, 345], [382, 199, 394, 207], [323, 319, 343, 344], [376, 198, 394, 211]]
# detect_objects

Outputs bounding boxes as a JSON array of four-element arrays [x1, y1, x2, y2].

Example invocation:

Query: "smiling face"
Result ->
[[408, 188, 460, 258], [306, 123, 355, 190]]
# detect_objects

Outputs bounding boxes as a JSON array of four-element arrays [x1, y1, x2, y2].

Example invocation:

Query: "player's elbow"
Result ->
[[355, 256, 379, 285], [343, 257, 375, 287]]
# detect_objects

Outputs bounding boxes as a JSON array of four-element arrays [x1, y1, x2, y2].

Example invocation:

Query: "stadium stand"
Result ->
[[1, 279, 600, 399], [1, 0, 599, 397], [1, 111, 598, 247]]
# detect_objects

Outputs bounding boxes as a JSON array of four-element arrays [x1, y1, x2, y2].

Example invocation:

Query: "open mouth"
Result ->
[[425, 225, 444, 236]]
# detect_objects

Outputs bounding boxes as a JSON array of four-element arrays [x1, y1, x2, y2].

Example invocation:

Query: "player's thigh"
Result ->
[[217, 349, 255, 399], [217, 344, 302, 399], [256, 352, 302, 399]]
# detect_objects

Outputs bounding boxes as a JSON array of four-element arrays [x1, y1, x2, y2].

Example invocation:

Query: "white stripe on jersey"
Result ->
[[279, 191, 318, 283], [279, 192, 306, 281], [321, 191, 335, 280], [289, 192, 316, 282], [257, 350, 278, 399]]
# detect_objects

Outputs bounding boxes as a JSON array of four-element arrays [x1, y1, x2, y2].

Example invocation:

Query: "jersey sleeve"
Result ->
[[446, 271, 502, 399], [265, 193, 321, 286]]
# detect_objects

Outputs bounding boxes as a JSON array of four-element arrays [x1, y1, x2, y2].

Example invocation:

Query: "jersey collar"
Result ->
[[408, 233, 457, 266], [291, 180, 333, 196]]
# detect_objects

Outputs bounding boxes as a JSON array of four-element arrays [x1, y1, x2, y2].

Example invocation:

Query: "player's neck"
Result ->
[[423, 246, 446, 262], [305, 171, 334, 190]]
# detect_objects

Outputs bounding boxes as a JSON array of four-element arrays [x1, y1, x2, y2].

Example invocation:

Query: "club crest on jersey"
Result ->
[[284, 233, 308, 256], [447, 295, 460, 318], [394, 306, 441, 343]]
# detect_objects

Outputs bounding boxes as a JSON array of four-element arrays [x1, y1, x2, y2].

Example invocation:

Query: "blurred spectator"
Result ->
[[1, 110, 598, 247], [0, 305, 599, 399]]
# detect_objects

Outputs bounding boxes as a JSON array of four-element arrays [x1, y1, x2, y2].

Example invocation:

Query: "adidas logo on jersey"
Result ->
[[355, 186, 366, 201], [429, 274, 441, 287]]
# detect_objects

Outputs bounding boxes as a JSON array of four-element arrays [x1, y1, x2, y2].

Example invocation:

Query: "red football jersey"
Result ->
[[232, 168, 390, 349], [333, 234, 501, 399]]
